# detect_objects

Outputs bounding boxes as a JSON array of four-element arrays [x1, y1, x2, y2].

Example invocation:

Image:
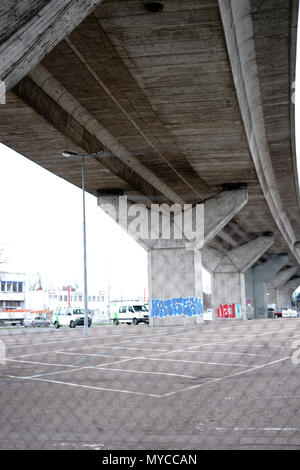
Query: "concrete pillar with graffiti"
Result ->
[[203, 236, 274, 321], [276, 277, 300, 309], [244, 255, 288, 318], [266, 266, 298, 310], [98, 189, 248, 326]]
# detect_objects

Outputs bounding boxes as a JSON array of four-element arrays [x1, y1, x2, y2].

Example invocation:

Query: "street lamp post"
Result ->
[[62, 150, 103, 335]]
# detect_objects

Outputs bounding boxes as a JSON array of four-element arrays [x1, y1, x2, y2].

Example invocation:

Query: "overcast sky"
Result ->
[[0, 143, 211, 298], [0, 143, 150, 299]]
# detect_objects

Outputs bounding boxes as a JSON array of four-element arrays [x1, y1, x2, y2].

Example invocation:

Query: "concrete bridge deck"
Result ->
[[0, 0, 300, 320]]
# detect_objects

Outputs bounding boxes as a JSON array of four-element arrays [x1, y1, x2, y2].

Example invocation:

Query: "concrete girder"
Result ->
[[28, 64, 184, 205], [0, 0, 104, 90], [203, 236, 274, 321], [203, 189, 248, 247], [245, 255, 288, 318], [14, 76, 161, 203], [98, 189, 248, 252], [276, 277, 300, 309], [203, 236, 274, 274], [268, 266, 299, 290], [219, 0, 300, 263], [280, 277, 300, 294]]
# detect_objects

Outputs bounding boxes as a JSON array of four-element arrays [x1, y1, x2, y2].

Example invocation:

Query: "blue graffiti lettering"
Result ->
[[151, 297, 203, 318]]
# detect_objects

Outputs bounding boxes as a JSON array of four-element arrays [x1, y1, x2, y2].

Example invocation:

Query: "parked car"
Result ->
[[52, 307, 92, 328], [203, 309, 212, 321], [110, 301, 149, 325], [282, 308, 298, 318], [23, 316, 50, 328], [274, 309, 282, 318], [267, 307, 275, 318]]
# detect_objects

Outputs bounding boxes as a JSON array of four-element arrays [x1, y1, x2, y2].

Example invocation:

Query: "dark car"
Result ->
[[267, 308, 275, 318]]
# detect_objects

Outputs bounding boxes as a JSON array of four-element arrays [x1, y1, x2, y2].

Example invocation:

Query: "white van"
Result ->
[[110, 301, 149, 325], [53, 307, 92, 329]]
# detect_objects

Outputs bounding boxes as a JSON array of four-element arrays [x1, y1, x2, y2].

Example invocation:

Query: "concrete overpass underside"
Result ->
[[1, 0, 300, 323]]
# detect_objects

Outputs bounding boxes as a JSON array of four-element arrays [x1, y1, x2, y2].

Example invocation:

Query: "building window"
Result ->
[[13, 282, 18, 292], [101, 296, 104, 302], [18, 282, 23, 292], [6, 301, 22, 308], [1, 282, 5, 292], [6, 282, 12, 292]]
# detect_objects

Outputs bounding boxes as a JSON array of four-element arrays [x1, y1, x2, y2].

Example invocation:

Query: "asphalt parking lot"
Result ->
[[1, 319, 300, 450]]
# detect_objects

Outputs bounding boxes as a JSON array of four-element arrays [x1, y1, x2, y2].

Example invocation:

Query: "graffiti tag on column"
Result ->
[[217, 304, 242, 319], [256, 306, 266, 317], [151, 297, 203, 318]]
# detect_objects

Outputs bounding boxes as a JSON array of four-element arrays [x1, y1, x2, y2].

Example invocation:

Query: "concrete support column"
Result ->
[[98, 189, 248, 326], [277, 277, 300, 309], [266, 267, 298, 308], [277, 290, 292, 310], [245, 255, 288, 318], [203, 236, 274, 321], [148, 244, 203, 326]]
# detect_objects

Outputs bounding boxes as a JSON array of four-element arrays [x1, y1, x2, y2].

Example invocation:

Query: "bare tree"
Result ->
[[28, 272, 43, 291]]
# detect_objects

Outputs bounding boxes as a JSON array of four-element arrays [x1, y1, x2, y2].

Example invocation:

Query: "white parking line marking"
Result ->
[[3, 375, 162, 398], [27, 367, 87, 378], [94, 366, 196, 379], [98, 346, 169, 352], [96, 358, 140, 367], [228, 343, 294, 350], [5, 328, 193, 355], [174, 350, 269, 357], [147, 328, 296, 358], [143, 357, 249, 367], [23, 358, 140, 378], [53, 351, 118, 358], [162, 356, 291, 397], [213, 427, 300, 432], [6, 358, 77, 368]]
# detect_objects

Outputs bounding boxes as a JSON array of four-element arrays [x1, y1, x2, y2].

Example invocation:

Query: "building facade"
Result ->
[[26, 287, 108, 322], [0, 272, 26, 310]]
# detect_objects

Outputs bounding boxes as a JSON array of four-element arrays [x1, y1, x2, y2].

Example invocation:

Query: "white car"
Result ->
[[53, 307, 92, 329], [110, 301, 149, 325], [203, 309, 213, 321], [282, 308, 298, 318]]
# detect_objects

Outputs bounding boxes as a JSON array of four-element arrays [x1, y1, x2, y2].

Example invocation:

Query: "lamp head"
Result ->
[[62, 151, 78, 158]]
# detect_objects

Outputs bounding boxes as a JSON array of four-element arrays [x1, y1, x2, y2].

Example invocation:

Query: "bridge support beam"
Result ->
[[266, 267, 298, 308], [203, 237, 274, 321], [276, 278, 300, 309], [244, 255, 288, 318], [0, 0, 104, 91], [97, 189, 248, 326]]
